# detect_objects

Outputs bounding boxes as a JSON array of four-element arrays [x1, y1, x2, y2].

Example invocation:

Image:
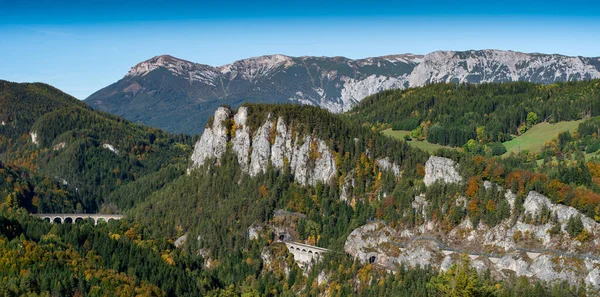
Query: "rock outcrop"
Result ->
[[345, 188, 600, 287], [345, 221, 600, 287], [30, 132, 38, 145], [523, 191, 599, 233], [375, 158, 401, 177], [248, 119, 273, 176], [190, 107, 337, 186], [344, 223, 399, 265], [174, 234, 187, 248], [102, 143, 119, 155], [424, 156, 462, 186], [190, 107, 231, 168], [232, 106, 251, 171]]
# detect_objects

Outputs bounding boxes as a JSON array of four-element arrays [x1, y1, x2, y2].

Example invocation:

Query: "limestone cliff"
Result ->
[[345, 220, 600, 288], [190, 107, 231, 168], [344, 185, 600, 287], [189, 107, 337, 186], [423, 156, 462, 186]]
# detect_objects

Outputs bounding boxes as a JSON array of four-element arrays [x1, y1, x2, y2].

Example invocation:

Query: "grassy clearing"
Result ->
[[381, 129, 456, 153], [502, 120, 583, 156]]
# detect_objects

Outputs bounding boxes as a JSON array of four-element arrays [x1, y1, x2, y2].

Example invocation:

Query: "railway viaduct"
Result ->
[[33, 214, 124, 225]]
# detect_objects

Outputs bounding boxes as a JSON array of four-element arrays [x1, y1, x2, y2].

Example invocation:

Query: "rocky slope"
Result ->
[[188, 105, 405, 190], [345, 156, 600, 288], [189, 106, 338, 186], [85, 50, 600, 134]]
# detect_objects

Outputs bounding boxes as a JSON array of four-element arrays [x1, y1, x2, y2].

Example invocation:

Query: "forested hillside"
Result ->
[[0, 80, 196, 212], [0, 80, 89, 139], [2, 80, 600, 296], [351, 81, 600, 147]]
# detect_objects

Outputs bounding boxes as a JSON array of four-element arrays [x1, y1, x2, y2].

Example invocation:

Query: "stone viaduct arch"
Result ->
[[284, 242, 329, 265], [33, 214, 124, 226]]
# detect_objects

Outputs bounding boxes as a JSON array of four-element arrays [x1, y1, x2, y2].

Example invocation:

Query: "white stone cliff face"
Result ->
[[339, 75, 409, 112], [424, 156, 462, 186], [190, 107, 337, 186], [375, 157, 402, 177], [30, 132, 38, 145], [308, 140, 336, 186], [232, 107, 251, 171], [345, 221, 600, 287], [523, 191, 599, 233], [270, 117, 293, 169], [345, 187, 600, 286], [102, 143, 119, 155], [344, 223, 398, 264], [190, 107, 231, 168], [248, 119, 273, 177]]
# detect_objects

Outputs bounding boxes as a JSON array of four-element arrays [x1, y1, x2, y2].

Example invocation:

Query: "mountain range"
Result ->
[[3, 75, 600, 295], [85, 49, 600, 134]]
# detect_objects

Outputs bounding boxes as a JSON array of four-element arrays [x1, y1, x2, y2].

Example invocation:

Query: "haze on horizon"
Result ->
[[1, 0, 599, 99]]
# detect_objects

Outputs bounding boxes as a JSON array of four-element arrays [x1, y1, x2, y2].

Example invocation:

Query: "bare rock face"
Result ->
[[30, 132, 38, 145], [396, 241, 442, 269], [424, 156, 462, 186], [524, 191, 599, 234], [190, 107, 336, 186], [344, 222, 398, 265], [496, 252, 532, 276], [174, 234, 187, 248], [375, 157, 401, 177], [412, 194, 429, 219], [270, 117, 293, 169], [554, 204, 598, 232], [102, 143, 119, 155], [505, 190, 516, 210], [523, 191, 552, 217], [249, 119, 273, 176], [247, 224, 263, 240], [529, 254, 583, 285], [461, 189, 600, 251], [309, 140, 337, 185], [344, 184, 600, 287], [289, 136, 312, 185], [346, 219, 600, 287], [232, 106, 251, 171], [190, 107, 231, 168], [586, 267, 600, 287]]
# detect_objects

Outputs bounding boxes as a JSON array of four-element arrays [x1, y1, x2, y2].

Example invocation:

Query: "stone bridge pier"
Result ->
[[284, 242, 329, 266], [33, 214, 124, 225]]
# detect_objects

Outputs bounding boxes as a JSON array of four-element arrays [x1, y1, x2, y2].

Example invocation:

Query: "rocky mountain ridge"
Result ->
[[86, 49, 600, 134], [345, 156, 600, 288]]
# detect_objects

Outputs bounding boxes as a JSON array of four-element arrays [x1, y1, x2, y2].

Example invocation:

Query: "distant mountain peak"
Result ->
[[88, 49, 600, 134], [374, 53, 425, 64], [218, 54, 295, 80], [127, 54, 208, 77]]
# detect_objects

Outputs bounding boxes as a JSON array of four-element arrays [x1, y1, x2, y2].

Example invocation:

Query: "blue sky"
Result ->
[[1, 0, 599, 99]]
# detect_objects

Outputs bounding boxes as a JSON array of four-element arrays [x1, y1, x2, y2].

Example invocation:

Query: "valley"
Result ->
[[4, 1, 600, 295], [2, 67, 600, 296]]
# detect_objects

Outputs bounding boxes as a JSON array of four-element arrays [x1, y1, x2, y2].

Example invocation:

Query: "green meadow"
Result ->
[[502, 120, 583, 156], [381, 129, 456, 153]]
